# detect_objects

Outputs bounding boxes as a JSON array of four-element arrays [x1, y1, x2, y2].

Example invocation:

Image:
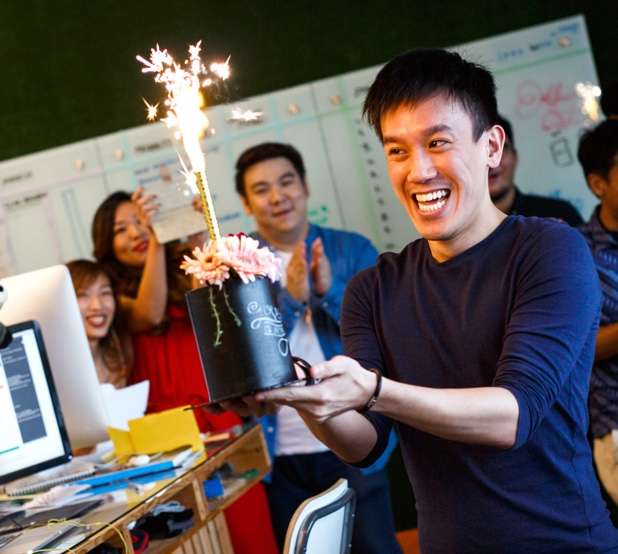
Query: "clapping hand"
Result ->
[[286, 242, 310, 303], [310, 237, 332, 297]]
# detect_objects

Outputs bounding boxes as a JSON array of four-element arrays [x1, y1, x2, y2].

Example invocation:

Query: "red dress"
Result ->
[[130, 304, 278, 554]]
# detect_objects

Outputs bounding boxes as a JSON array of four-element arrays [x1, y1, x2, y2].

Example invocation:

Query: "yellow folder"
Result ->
[[107, 406, 204, 459]]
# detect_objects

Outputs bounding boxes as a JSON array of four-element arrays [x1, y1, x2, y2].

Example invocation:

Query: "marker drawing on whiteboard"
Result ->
[[515, 81, 584, 133], [549, 137, 574, 167]]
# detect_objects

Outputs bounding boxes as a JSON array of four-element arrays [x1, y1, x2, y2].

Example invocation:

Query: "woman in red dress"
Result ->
[[91, 189, 278, 554]]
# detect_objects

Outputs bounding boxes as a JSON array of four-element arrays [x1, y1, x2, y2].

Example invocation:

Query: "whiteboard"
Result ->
[[0, 15, 599, 276]]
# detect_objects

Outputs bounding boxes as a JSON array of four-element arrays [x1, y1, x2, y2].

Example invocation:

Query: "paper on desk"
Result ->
[[108, 406, 204, 459], [100, 381, 149, 431]]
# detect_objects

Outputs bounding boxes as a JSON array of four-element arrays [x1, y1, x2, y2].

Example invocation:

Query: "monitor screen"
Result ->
[[0, 265, 109, 448], [0, 321, 71, 485]]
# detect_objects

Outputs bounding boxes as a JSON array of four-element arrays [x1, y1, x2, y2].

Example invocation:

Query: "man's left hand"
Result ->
[[310, 237, 332, 297]]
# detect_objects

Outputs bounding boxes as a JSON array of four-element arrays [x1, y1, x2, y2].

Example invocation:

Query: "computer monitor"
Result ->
[[0, 265, 109, 448], [0, 321, 71, 485]]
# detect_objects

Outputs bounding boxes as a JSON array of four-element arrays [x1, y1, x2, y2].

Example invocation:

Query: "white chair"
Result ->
[[283, 478, 356, 554]]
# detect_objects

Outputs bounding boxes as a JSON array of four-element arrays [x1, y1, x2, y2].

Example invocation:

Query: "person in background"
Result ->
[[578, 119, 618, 506], [234, 142, 401, 554], [91, 189, 278, 554], [66, 259, 132, 388], [489, 114, 583, 225]]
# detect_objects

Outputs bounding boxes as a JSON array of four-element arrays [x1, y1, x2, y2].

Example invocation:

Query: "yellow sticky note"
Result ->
[[107, 427, 135, 459], [128, 406, 203, 454]]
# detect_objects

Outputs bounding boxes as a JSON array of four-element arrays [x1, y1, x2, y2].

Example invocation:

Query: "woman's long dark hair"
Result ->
[[66, 259, 132, 383], [91, 191, 192, 307]]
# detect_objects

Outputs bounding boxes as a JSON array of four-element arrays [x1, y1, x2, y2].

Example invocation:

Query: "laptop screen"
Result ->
[[0, 321, 71, 485]]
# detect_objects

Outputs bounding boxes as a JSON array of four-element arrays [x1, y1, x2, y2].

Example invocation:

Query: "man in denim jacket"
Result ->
[[234, 142, 400, 553], [578, 120, 618, 507]]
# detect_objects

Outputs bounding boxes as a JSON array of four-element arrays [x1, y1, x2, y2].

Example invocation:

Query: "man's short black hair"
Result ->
[[577, 119, 618, 180], [234, 142, 306, 196], [495, 114, 515, 148], [363, 49, 498, 143]]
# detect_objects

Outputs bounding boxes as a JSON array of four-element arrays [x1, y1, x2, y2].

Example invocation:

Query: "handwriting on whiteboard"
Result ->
[[515, 81, 584, 133]]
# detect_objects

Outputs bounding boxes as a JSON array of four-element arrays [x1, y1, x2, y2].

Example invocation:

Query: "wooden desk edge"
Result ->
[[71, 424, 270, 553]]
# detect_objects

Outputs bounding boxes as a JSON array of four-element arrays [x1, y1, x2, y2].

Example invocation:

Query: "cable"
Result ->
[[29, 518, 130, 553]]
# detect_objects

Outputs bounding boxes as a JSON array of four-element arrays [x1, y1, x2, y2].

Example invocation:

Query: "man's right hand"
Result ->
[[286, 242, 310, 303]]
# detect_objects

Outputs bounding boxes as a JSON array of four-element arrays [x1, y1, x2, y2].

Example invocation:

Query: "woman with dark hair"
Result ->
[[66, 259, 132, 388], [91, 188, 278, 554], [91, 189, 211, 414]]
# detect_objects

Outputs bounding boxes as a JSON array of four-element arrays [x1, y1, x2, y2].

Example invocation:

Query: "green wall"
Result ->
[[1, 1, 616, 162]]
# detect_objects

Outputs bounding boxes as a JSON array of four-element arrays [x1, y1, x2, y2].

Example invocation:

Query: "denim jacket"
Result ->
[[580, 208, 618, 438], [255, 224, 397, 476]]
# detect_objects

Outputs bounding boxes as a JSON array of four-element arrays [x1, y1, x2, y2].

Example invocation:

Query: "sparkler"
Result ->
[[575, 82, 602, 123], [137, 41, 230, 242]]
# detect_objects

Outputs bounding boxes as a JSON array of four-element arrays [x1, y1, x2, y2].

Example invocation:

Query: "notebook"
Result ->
[[2, 459, 96, 496]]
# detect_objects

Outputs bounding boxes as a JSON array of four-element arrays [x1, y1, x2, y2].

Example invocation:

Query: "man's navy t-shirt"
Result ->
[[342, 216, 618, 553]]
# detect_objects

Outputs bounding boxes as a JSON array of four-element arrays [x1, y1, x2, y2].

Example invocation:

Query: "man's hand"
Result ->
[[286, 242, 310, 303], [210, 356, 376, 423], [310, 237, 332, 297], [253, 355, 376, 424]]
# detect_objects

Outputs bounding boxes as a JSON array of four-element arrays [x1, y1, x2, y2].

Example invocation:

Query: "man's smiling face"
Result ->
[[241, 156, 309, 243], [381, 94, 504, 259]]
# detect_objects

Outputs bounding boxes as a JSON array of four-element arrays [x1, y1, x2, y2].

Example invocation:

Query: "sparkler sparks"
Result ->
[[142, 98, 159, 121], [228, 107, 264, 124], [575, 82, 602, 122], [137, 41, 229, 241], [210, 57, 231, 80]]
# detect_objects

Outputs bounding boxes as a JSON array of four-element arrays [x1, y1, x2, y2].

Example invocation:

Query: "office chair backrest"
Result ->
[[283, 478, 356, 554]]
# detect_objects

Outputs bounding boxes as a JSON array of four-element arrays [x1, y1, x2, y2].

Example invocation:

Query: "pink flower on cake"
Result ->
[[181, 234, 281, 288]]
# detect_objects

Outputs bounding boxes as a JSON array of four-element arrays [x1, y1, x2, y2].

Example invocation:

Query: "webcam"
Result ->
[[0, 284, 12, 348]]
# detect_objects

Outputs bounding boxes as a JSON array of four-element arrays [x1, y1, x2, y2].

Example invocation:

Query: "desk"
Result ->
[[3, 423, 270, 554]]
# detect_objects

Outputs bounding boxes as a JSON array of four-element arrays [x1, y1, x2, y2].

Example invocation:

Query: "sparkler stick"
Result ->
[[137, 41, 229, 242], [194, 170, 220, 241]]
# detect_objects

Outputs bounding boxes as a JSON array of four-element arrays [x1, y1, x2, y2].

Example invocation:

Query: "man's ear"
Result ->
[[302, 179, 310, 198], [587, 173, 607, 199], [240, 194, 253, 216], [486, 125, 505, 169]]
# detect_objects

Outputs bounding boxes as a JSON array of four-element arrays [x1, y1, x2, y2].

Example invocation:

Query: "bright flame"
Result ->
[[575, 82, 602, 122], [178, 153, 198, 194], [136, 41, 230, 174], [137, 41, 229, 242]]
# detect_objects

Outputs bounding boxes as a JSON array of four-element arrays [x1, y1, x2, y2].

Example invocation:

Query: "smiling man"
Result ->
[[233, 142, 401, 554], [228, 50, 618, 553]]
